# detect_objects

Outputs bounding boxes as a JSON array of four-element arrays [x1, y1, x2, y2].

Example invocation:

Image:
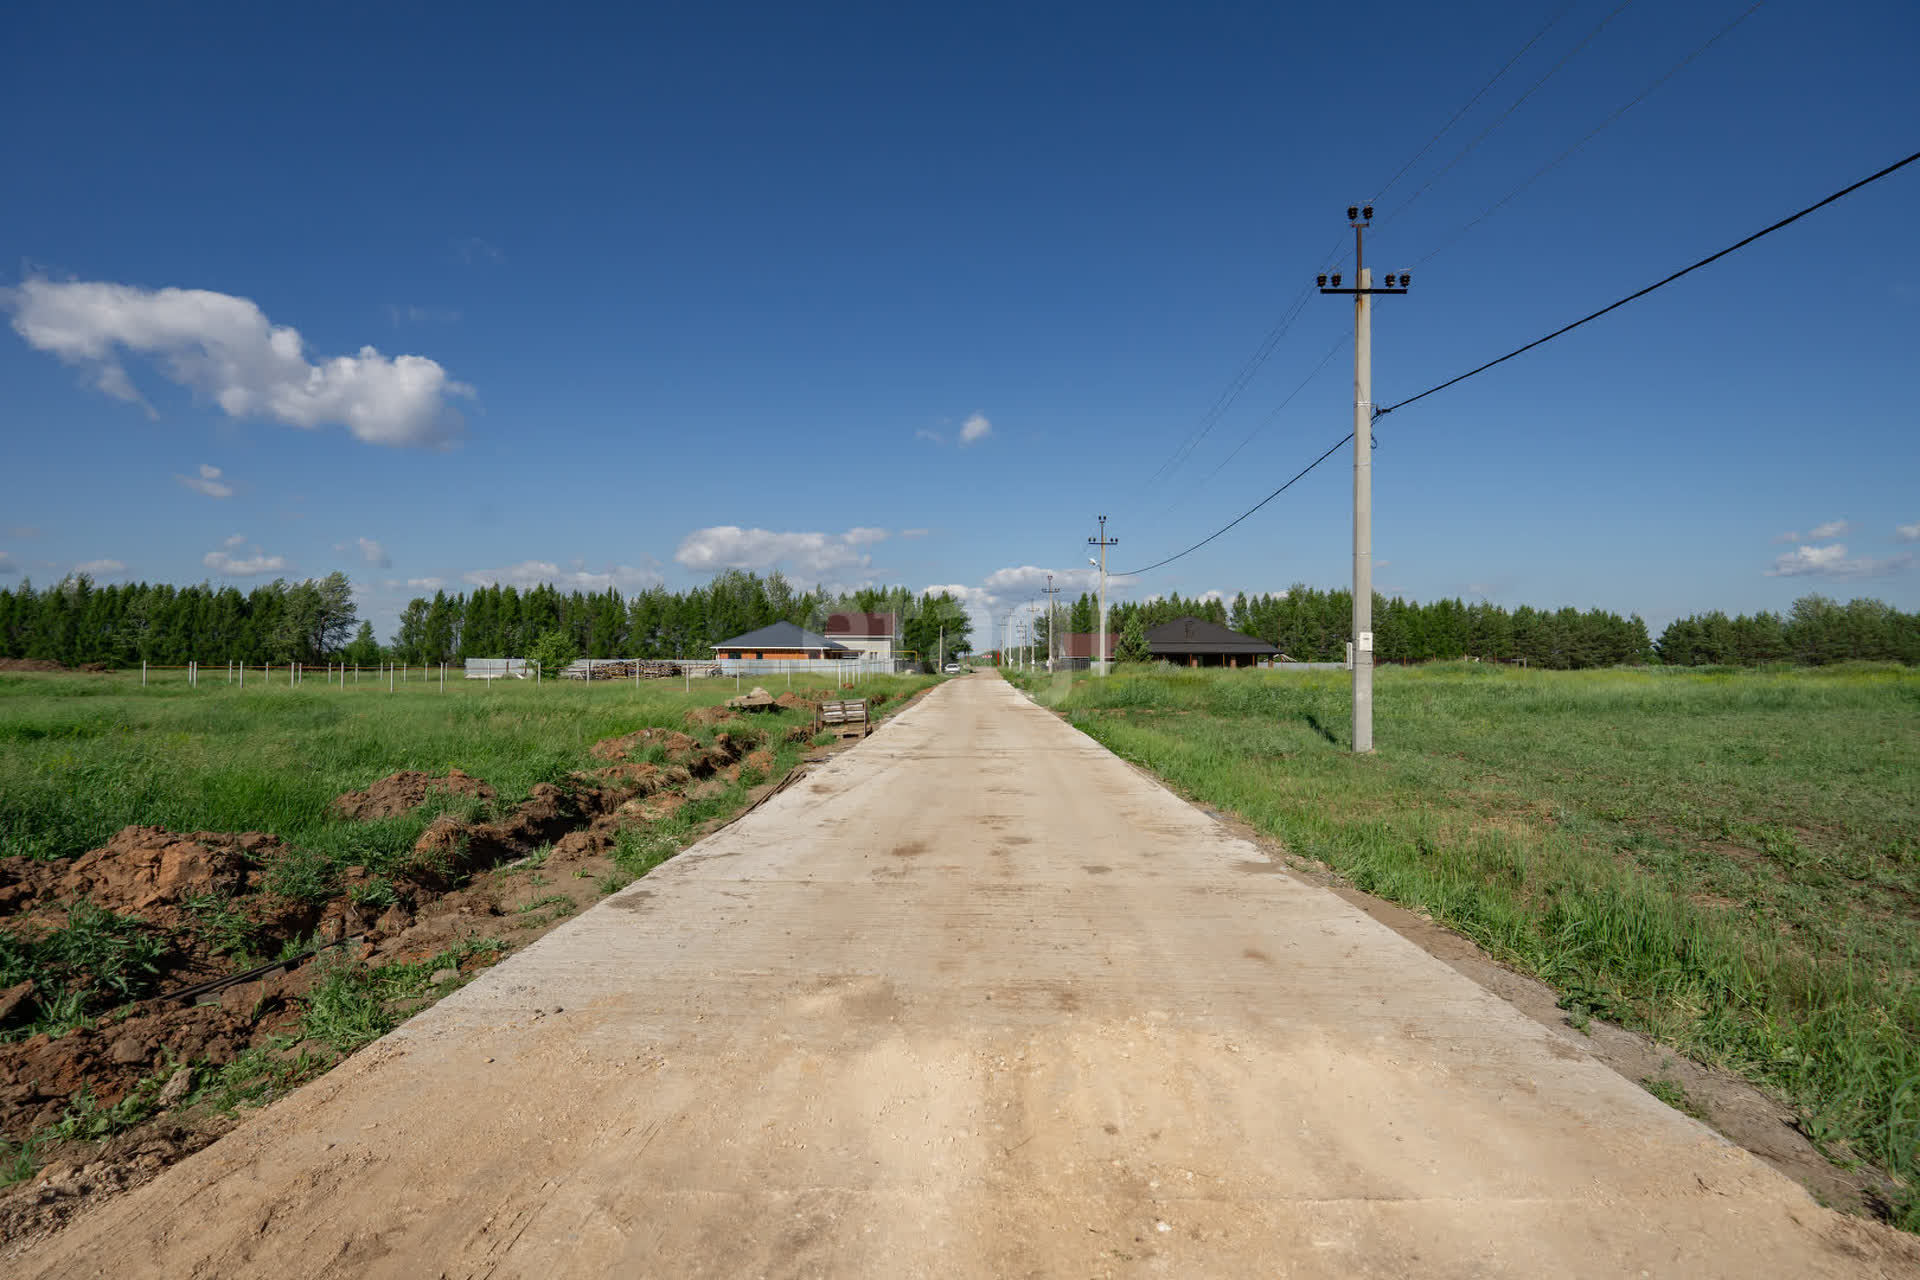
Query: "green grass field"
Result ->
[[0, 667, 933, 874], [1007, 662, 1920, 1224]]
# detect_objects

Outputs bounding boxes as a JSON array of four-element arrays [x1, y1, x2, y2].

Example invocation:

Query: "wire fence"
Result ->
[[109, 657, 915, 694]]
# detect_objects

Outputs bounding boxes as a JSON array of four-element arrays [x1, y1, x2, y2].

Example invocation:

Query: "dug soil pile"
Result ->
[[0, 721, 794, 1247], [332, 770, 496, 821], [0, 659, 110, 674]]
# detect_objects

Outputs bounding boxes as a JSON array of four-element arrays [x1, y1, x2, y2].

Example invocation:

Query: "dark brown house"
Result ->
[[1145, 616, 1278, 667]]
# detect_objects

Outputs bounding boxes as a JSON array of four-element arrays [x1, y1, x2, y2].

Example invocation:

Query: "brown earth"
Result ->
[[0, 827, 281, 927], [683, 705, 739, 726], [0, 688, 942, 1253], [332, 769, 496, 821]]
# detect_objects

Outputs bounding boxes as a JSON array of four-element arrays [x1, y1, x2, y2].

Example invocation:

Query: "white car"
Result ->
[[943, 663, 961, 674]]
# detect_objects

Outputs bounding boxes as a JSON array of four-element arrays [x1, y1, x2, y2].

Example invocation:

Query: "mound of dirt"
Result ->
[[0, 827, 283, 923], [332, 770, 495, 821], [773, 692, 816, 710], [591, 729, 697, 763], [0, 1002, 269, 1143], [0, 658, 110, 674], [684, 706, 740, 727]]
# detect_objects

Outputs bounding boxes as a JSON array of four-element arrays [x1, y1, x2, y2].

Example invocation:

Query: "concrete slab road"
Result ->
[[14, 676, 1917, 1277]]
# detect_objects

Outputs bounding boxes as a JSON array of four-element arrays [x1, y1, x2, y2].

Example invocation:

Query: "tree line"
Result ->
[[1036, 587, 1918, 669], [0, 571, 972, 669], [3, 569, 1913, 670]]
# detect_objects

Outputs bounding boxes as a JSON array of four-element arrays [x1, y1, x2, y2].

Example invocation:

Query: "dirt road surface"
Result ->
[[15, 676, 1916, 1278]]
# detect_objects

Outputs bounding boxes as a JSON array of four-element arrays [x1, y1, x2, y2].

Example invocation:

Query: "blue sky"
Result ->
[[3, 0, 1917, 644]]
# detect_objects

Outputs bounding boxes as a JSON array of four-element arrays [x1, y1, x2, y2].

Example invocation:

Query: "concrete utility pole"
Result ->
[[1088, 516, 1118, 677], [1042, 574, 1062, 671], [1319, 205, 1409, 753]]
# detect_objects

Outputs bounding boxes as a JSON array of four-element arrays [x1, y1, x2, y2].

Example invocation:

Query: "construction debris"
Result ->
[[725, 686, 779, 711]]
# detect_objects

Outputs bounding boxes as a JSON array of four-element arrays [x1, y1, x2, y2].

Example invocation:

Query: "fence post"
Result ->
[[390, 663, 395, 692], [141, 660, 147, 687], [441, 662, 445, 692]]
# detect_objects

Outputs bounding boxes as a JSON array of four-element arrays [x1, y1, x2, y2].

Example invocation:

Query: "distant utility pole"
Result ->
[[1088, 515, 1118, 677], [1319, 204, 1409, 753], [1042, 574, 1062, 671]]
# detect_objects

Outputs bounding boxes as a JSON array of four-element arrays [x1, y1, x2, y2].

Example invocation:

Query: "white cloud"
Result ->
[[406, 577, 446, 590], [222, 532, 247, 548], [1765, 543, 1914, 579], [385, 304, 462, 327], [454, 237, 503, 264], [1897, 521, 1920, 543], [674, 526, 890, 576], [335, 536, 391, 568], [203, 547, 287, 577], [901, 528, 931, 538], [0, 551, 17, 575], [176, 462, 234, 498], [1197, 589, 1226, 604], [73, 559, 126, 575], [982, 565, 1133, 595], [462, 560, 664, 592], [1774, 519, 1850, 544], [4, 278, 473, 447], [914, 428, 944, 444], [959, 413, 992, 446]]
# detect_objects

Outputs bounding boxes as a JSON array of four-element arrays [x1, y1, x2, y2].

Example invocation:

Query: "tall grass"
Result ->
[[1013, 662, 1920, 1224], [0, 671, 934, 877]]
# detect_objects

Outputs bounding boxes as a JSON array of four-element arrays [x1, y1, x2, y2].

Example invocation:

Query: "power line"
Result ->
[[1118, 433, 1352, 578], [1131, 5, 1607, 495], [1120, 148, 1920, 577], [1411, 0, 1767, 270], [1380, 0, 1639, 229], [1370, 0, 1578, 205], [1378, 147, 1920, 418]]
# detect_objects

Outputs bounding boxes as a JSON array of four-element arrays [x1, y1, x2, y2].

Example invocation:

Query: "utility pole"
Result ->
[[1088, 516, 1118, 677], [1042, 574, 1062, 671], [1319, 205, 1409, 753]]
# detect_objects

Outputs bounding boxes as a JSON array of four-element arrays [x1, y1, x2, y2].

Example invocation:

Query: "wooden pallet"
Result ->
[[815, 698, 871, 739]]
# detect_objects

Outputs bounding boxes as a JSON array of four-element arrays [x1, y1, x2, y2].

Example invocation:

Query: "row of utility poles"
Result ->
[[1049, 207, 1402, 754]]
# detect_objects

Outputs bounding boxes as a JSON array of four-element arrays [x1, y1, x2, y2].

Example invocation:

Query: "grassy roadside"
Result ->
[[1006, 662, 1920, 1226], [0, 669, 939, 1203]]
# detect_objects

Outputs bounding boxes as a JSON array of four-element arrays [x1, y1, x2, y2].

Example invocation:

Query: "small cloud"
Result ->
[[461, 561, 663, 592], [1775, 520, 1849, 544], [177, 463, 234, 499], [901, 528, 931, 538], [222, 532, 247, 548], [335, 536, 391, 568], [453, 237, 503, 265], [674, 527, 889, 576], [1765, 543, 1914, 579], [203, 546, 287, 576], [914, 428, 944, 444], [1197, 589, 1226, 604], [406, 576, 446, 590], [73, 559, 127, 575], [959, 413, 992, 446], [1897, 521, 1920, 543], [385, 304, 463, 327]]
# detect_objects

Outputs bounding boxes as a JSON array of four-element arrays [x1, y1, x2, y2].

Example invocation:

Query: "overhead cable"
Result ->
[[1412, 0, 1768, 270], [1131, 4, 1610, 496], [1122, 148, 1920, 576], [1381, 0, 1639, 228], [1377, 147, 1920, 418], [1370, 0, 1578, 205]]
